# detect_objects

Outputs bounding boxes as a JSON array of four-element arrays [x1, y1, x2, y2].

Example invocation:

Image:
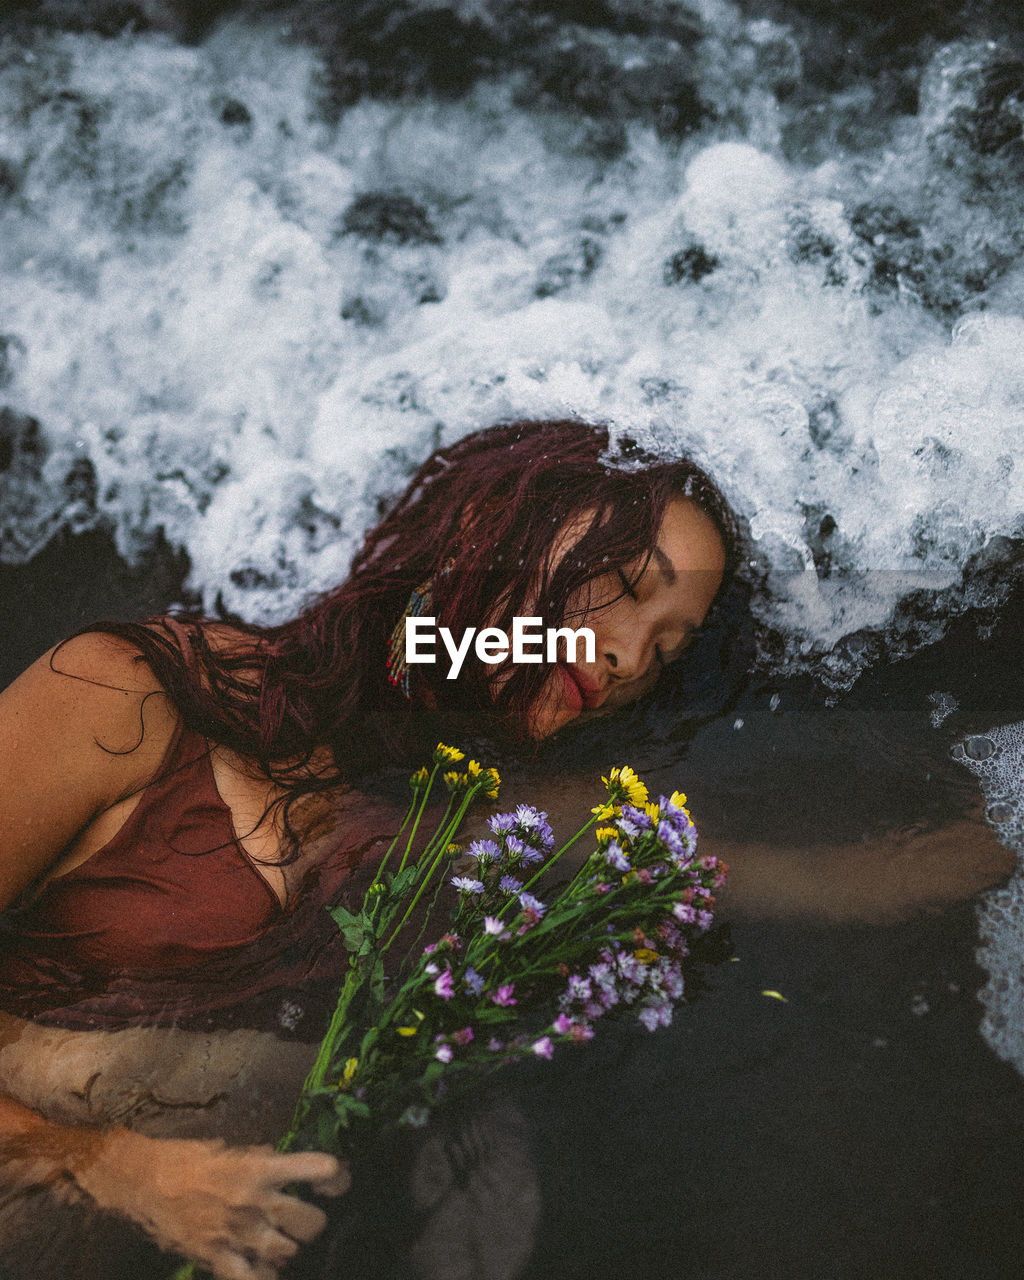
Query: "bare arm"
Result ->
[[700, 808, 1015, 924], [499, 772, 1015, 926], [0, 634, 348, 1279]]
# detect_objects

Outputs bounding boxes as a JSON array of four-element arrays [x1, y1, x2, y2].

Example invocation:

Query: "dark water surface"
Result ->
[[4, 533, 1024, 1279], [4, 0, 1024, 1274]]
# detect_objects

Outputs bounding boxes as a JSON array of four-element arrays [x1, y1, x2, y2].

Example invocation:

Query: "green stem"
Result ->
[[372, 791, 420, 884], [381, 785, 481, 953], [395, 765, 441, 877], [277, 965, 366, 1153], [499, 815, 601, 919]]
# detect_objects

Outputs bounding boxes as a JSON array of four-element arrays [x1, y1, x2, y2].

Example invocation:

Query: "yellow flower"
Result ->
[[595, 827, 617, 844], [446, 843, 463, 856], [668, 789, 688, 811], [633, 948, 659, 964], [644, 801, 660, 823], [343, 1057, 359, 1081], [602, 765, 648, 807], [434, 743, 465, 765], [397, 1026, 418, 1037], [463, 759, 500, 799], [591, 802, 616, 820], [444, 770, 469, 794], [409, 766, 430, 793]]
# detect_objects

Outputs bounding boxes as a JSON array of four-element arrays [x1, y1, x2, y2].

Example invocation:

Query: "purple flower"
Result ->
[[656, 821, 685, 857], [491, 983, 516, 1007], [433, 969, 455, 1000], [553, 1013, 574, 1035], [488, 812, 517, 837], [487, 1037, 504, 1052], [638, 998, 673, 1032], [467, 839, 501, 865], [662, 963, 685, 1000], [435, 1043, 454, 1063], [504, 835, 526, 860], [463, 967, 485, 995], [483, 915, 509, 938], [696, 909, 713, 931], [673, 902, 697, 924], [615, 953, 646, 989], [514, 804, 544, 830], [566, 974, 592, 1002], [604, 841, 630, 872], [499, 875, 523, 894], [514, 806, 555, 852], [619, 804, 653, 834], [532, 1036, 554, 1060], [451, 875, 485, 894], [520, 845, 545, 866], [452, 1026, 474, 1046], [518, 891, 546, 917]]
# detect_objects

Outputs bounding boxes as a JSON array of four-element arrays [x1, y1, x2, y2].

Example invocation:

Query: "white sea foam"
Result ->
[[954, 726, 1024, 1073], [0, 11, 1021, 669]]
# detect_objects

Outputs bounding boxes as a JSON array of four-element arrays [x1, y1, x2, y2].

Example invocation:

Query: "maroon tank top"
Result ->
[[0, 719, 387, 1035]]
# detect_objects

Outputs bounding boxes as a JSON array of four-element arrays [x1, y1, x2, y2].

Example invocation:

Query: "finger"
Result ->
[[208, 1246, 279, 1280], [309, 1160, 351, 1197], [259, 1151, 341, 1189], [233, 1224, 299, 1269], [265, 1193, 328, 1243]]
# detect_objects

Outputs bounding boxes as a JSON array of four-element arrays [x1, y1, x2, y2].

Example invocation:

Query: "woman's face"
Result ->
[[526, 497, 726, 739]]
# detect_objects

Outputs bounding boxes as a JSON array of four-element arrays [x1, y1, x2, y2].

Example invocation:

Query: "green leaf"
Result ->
[[391, 866, 419, 895], [317, 1111, 338, 1149], [334, 1093, 372, 1124], [328, 905, 366, 952]]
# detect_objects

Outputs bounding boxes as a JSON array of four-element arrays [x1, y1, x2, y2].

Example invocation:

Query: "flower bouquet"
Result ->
[[278, 744, 727, 1159], [173, 745, 725, 1278]]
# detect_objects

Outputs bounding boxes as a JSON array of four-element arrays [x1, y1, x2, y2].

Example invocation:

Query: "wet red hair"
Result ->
[[73, 420, 739, 849]]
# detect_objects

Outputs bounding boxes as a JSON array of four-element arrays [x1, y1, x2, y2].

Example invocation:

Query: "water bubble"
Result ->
[[987, 801, 1016, 823], [964, 735, 996, 760]]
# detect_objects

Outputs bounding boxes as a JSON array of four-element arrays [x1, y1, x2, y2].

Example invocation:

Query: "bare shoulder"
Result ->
[[12, 631, 178, 756], [46, 629, 170, 695], [0, 631, 183, 907]]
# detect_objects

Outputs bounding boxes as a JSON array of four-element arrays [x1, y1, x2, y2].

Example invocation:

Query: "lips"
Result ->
[[557, 663, 584, 715], [564, 664, 603, 712]]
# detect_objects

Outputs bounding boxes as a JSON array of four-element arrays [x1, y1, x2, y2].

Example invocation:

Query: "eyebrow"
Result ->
[[652, 544, 677, 586]]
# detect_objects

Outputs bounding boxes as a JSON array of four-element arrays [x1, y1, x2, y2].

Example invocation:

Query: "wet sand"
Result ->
[[3, 531, 1024, 1279]]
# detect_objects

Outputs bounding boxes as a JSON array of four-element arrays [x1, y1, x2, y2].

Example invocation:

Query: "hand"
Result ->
[[70, 1128, 349, 1280]]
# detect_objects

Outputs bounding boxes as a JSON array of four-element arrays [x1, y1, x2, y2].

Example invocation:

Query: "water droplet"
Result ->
[[964, 735, 996, 760], [986, 801, 1015, 823]]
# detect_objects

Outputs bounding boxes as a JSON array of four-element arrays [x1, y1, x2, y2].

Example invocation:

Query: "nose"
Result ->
[[603, 625, 649, 682]]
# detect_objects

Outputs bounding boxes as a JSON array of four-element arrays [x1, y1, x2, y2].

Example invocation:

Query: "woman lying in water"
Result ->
[[0, 419, 737, 1280], [0, 418, 1012, 1280]]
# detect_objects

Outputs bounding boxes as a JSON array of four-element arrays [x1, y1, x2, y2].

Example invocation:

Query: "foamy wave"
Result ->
[[0, 11, 1022, 670]]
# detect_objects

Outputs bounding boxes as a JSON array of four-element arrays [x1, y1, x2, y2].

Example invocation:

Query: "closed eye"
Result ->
[[617, 568, 638, 601]]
